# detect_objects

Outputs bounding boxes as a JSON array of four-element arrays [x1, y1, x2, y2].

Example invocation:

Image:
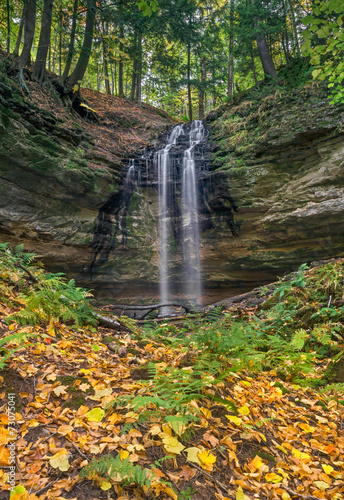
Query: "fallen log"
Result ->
[[112, 302, 199, 320], [93, 313, 132, 333]]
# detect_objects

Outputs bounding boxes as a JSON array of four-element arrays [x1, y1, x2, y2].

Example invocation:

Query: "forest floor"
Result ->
[[1, 51, 175, 172], [0, 249, 343, 500]]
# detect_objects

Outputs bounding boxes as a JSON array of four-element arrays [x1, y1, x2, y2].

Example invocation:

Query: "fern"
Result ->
[[0, 331, 36, 369], [79, 454, 152, 489], [8, 272, 96, 327]]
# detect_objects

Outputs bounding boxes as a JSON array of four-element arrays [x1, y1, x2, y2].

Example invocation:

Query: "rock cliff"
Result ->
[[0, 67, 174, 295], [1, 66, 344, 304], [204, 83, 344, 301]]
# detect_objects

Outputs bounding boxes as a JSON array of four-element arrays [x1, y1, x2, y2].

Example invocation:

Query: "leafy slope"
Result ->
[[0, 250, 344, 500]]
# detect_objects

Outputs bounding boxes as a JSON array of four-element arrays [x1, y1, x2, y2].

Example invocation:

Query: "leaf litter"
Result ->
[[0, 260, 344, 500]]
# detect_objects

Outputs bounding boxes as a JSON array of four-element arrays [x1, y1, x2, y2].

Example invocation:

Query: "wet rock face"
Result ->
[[1, 80, 344, 305]]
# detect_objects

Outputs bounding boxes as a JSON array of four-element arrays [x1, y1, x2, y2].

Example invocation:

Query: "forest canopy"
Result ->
[[0, 0, 343, 119]]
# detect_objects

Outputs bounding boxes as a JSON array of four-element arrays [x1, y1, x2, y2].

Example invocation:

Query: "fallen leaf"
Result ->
[[86, 407, 105, 422], [49, 449, 70, 471], [265, 472, 283, 483], [198, 449, 216, 471], [226, 415, 242, 425], [185, 447, 202, 465], [53, 385, 67, 397], [238, 405, 250, 416], [236, 486, 251, 500], [162, 435, 185, 455]]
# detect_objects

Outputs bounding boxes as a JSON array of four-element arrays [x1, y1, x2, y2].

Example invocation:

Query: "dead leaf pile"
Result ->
[[0, 317, 343, 500]]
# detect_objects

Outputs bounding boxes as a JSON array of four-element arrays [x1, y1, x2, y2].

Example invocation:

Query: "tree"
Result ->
[[33, 0, 55, 83], [60, 0, 79, 83], [18, 0, 37, 72], [65, 0, 96, 90]]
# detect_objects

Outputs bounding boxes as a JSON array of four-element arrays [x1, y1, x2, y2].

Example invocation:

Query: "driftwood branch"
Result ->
[[93, 313, 132, 333], [112, 302, 199, 320]]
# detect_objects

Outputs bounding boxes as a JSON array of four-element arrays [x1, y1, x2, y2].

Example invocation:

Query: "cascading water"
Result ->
[[122, 120, 207, 309], [181, 120, 204, 304], [157, 125, 184, 308]]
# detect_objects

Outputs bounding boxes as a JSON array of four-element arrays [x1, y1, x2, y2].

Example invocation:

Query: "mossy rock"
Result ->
[[323, 350, 344, 383]]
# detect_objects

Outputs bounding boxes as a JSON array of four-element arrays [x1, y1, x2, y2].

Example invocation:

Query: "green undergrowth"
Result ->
[[0, 242, 96, 368], [137, 259, 344, 391]]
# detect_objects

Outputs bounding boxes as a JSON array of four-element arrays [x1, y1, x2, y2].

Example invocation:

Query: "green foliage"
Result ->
[[0, 243, 96, 328], [8, 273, 96, 327], [302, 0, 344, 103], [143, 260, 344, 386], [0, 330, 36, 370], [80, 454, 152, 489]]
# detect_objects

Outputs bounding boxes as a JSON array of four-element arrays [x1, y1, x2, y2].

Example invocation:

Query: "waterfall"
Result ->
[[181, 120, 204, 304], [123, 121, 206, 309], [157, 125, 184, 309]]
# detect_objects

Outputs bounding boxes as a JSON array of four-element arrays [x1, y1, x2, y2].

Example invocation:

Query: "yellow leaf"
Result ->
[[198, 449, 216, 471], [120, 450, 130, 460], [49, 449, 70, 471], [238, 405, 250, 416], [79, 369, 92, 375], [151, 481, 177, 500], [314, 480, 329, 490], [10, 485, 29, 500], [258, 432, 266, 442], [161, 424, 173, 436], [298, 423, 315, 433], [322, 464, 334, 475], [162, 435, 185, 455], [150, 424, 161, 435], [72, 84, 79, 93], [86, 407, 105, 422], [265, 472, 283, 483], [200, 407, 212, 419], [101, 481, 112, 491], [292, 448, 310, 462], [236, 486, 251, 500], [226, 415, 242, 425], [250, 455, 263, 470], [185, 447, 202, 465], [281, 492, 291, 500]]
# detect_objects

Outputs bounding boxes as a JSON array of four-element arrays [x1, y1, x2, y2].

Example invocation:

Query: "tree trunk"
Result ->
[[130, 33, 138, 101], [18, 0, 37, 71], [118, 26, 125, 97], [199, 56, 206, 120], [58, 6, 62, 76], [14, 2, 26, 58], [251, 0, 276, 78], [60, 0, 78, 83], [6, 0, 11, 53], [288, 0, 301, 57], [102, 20, 111, 95], [135, 32, 142, 104], [66, 0, 96, 90], [187, 42, 192, 121], [256, 35, 276, 78], [33, 0, 54, 83], [227, 0, 234, 100]]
